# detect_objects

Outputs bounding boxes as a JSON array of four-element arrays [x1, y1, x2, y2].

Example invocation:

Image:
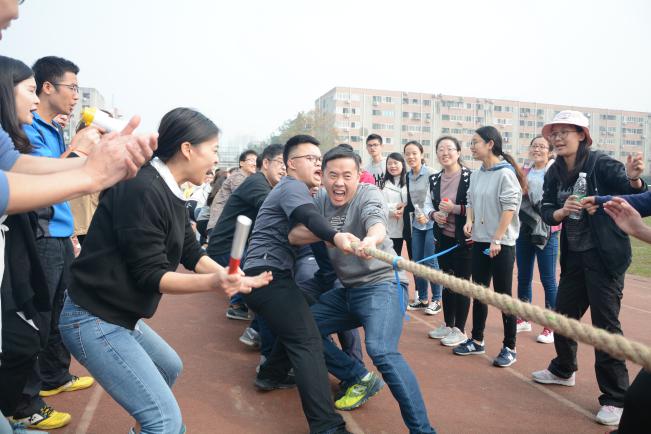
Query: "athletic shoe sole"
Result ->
[[441, 337, 467, 347], [532, 377, 575, 387]]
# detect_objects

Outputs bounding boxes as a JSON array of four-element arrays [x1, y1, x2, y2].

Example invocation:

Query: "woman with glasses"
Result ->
[[381, 152, 409, 256], [515, 136, 559, 343], [531, 110, 646, 427], [424, 136, 473, 347], [454, 126, 525, 368], [403, 141, 443, 315]]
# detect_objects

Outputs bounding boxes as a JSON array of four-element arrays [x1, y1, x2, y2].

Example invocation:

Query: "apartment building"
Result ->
[[315, 87, 650, 171]]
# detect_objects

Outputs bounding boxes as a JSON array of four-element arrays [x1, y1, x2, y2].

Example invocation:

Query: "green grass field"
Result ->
[[628, 217, 651, 278]]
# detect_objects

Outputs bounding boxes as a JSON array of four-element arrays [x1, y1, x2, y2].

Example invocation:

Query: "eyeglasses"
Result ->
[[436, 147, 458, 154], [530, 144, 549, 150], [270, 158, 286, 168], [244, 158, 257, 165], [291, 154, 322, 165], [366, 143, 381, 148], [547, 130, 577, 140], [51, 82, 79, 93]]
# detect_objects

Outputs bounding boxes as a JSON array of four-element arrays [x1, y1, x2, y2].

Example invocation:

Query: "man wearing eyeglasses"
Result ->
[[242, 135, 357, 434], [15, 56, 93, 431], [365, 134, 385, 187]]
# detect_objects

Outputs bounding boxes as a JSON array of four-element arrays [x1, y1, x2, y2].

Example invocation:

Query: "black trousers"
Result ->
[[243, 267, 345, 434], [0, 309, 44, 416], [470, 242, 517, 349], [16, 237, 74, 417], [437, 235, 472, 332], [548, 248, 629, 407], [617, 369, 651, 433]]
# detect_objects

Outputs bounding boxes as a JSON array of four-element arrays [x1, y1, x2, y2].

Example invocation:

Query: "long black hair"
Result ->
[[382, 152, 406, 188], [546, 126, 591, 188], [0, 55, 35, 154], [154, 107, 220, 162], [475, 126, 527, 192]]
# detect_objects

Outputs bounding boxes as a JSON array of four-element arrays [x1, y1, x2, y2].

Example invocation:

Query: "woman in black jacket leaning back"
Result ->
[[531, 110, 646, 427]]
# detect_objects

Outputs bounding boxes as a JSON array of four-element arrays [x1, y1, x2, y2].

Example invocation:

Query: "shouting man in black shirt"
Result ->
[[243, 135, 356, 434]]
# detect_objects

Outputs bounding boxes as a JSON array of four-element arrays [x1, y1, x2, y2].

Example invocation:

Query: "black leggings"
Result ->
[[470, 242, 517, 349], [437, 235, 471, 332]]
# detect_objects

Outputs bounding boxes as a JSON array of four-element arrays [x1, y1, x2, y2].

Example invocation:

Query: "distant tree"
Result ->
[[272, 110, 337, 151]]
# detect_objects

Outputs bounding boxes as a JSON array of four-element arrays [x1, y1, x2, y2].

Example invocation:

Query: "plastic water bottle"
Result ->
[[81, 107, 128, 133], [414, 204, 425, 222], [568, 172, 587, 220], [438, 198, 450, 228]]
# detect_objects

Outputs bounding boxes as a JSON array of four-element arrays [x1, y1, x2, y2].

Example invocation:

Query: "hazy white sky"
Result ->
[[3, 0, 650, 148]]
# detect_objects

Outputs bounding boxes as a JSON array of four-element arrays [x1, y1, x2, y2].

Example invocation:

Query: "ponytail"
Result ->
[[502, 152, 528, 194]]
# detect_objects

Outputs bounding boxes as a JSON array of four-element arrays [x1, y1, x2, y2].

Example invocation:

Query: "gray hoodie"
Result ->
[[467, 160, 522, 246]]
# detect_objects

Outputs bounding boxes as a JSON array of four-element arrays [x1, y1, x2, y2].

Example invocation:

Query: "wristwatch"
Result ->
[[492, 239, 501, 245]]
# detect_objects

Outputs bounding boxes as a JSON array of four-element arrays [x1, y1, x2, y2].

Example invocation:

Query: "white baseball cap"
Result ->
[[542, 110, 592, 146]]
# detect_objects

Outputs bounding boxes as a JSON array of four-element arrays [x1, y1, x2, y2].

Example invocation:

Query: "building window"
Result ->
[[351, 136, 361, 142], [402, 111, 409, 118], [372, 110, 381, 116], [441, 128, 450, 133], [372, 96, 382, 104], [442, 114, 450, 121], [386, 137, 392, 144], [423, 140, 431, 146], [383, 110, 395, 117], [422, 126, 431, 133], [384, 96, 392, 103], [402, 98, 409, 104], [423, 100, 431, 106], [412, 98, 420, 105]]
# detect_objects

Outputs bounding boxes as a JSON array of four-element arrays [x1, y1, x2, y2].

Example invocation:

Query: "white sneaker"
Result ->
[[536, 328, 554, 344], [516, 318, 532, 333], [595, 405, 623, 426], [531, 369, 575, 386], [428, 323, 452, 339], [424, 300, 442, 315], [441, 327, 467, 347]]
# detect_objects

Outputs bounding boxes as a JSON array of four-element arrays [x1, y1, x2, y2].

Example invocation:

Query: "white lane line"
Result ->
[[405, 312, 595, 421], [75, 385, 104, 434]]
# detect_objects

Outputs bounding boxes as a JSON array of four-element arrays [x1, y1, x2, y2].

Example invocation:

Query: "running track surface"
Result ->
[[48, 264, 650, 434]]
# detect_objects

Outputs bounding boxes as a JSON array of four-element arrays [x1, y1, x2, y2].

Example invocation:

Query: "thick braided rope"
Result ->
[[357, 244, 651, 371]]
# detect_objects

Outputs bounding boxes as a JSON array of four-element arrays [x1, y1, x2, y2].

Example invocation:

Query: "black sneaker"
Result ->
[[254, 374, 296, 391], [407, 300, 429, 311], [226, 304, 252, 321]]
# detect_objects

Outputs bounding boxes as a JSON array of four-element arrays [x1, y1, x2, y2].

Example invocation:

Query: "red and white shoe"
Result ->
[[516, 318, 531, 333], [536, 327, 554, 344]]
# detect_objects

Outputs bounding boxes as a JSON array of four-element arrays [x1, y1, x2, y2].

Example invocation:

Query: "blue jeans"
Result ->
[[59, 295, 184, 434], [411, 228, 442, 302], [516, 231, 558, 309], [311, 282, 436, 434]]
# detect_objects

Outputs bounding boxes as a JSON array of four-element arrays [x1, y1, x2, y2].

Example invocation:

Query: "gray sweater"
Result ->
[[467, 161, 522, 246]]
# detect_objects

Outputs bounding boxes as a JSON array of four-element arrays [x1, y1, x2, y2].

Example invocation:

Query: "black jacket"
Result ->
[[68, 165, 205, 330], [428, 166, 472, 246], [541, 150, 647, 277], [1, 213, 50, 318]]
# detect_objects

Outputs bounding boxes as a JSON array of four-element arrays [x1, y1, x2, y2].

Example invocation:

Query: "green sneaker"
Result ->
[[334, 372, 385, 411]]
